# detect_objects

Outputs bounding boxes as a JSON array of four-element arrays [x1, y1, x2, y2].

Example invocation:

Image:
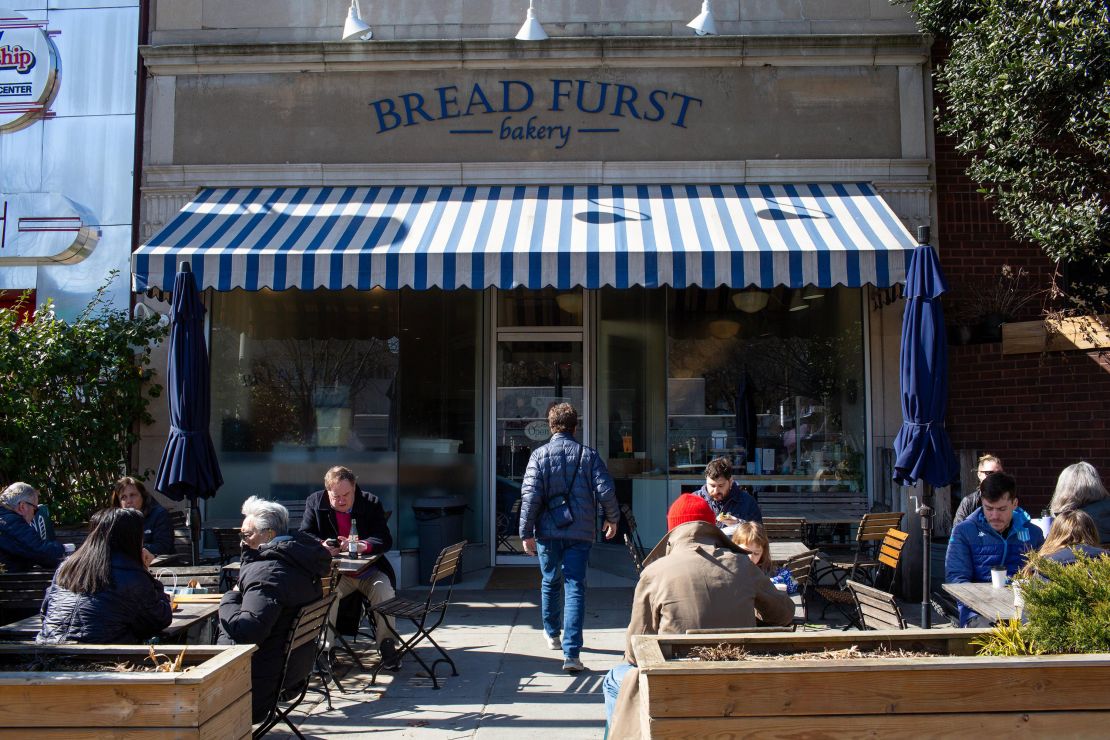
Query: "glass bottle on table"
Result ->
[[348, 520, 360, 560]]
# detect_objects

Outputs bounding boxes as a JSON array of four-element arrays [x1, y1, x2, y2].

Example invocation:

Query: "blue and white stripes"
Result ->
[[132, 183, 917, 293]]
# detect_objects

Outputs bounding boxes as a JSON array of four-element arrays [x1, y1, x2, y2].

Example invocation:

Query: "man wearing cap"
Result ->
[[603, 494, 794, 737]]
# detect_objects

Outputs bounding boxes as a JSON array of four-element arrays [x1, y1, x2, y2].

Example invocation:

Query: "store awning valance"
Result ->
[[132, 183, 917, 293]]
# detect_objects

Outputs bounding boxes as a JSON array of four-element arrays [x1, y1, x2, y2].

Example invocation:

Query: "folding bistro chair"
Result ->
[[624, 533, 645, 575], [782, 548, 820, 625], [815, 528, 909, 627], [495, 498, 522, 553], [847, 580, 908, 630], [370, 540, 466, 690], [212, 527, 242, 565], [812, 511, 905, 587], [253, 593, 336, 740], [312, 562, 345, 708]]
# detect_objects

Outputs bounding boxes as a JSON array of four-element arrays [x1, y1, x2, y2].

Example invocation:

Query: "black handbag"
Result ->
[[547, 444, 585, 529]]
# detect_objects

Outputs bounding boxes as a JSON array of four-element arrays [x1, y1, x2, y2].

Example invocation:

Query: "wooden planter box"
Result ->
[[631, 629, 1110, 738], [0, 644, 255, 739]]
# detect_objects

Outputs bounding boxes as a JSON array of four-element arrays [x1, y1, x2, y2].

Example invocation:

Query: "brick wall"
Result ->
[[933, 48, 1110, 513]]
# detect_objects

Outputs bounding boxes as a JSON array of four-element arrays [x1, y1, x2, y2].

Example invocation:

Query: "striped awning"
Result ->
[[132, 183, 917, 293]]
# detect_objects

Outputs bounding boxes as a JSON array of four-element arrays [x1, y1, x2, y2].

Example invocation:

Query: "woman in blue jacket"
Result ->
[[945, 472, 1045, 626], [37, 507, 172, 644], [111, 477, 174, 565]]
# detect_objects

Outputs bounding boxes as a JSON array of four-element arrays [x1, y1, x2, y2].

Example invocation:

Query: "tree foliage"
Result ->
[[904, 0, 1110, 275], [0, 276, 167, 524]]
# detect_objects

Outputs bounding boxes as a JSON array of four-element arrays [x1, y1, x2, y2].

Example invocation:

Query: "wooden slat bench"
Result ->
[[756, 491, 869, 545]]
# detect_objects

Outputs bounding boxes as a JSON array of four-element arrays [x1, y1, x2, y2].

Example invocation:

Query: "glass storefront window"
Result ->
[[208, 288, 400, 526], [497, 286, 583, 327], [397, 288, 482, 549], [666, 286, 866, 493]]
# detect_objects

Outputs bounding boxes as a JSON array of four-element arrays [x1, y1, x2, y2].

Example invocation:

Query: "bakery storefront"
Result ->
[[134, 34, 932, 583]]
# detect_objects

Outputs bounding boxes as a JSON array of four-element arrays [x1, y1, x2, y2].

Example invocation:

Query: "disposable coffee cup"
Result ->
[[62, 543, 76, 555], [1013, 583, 1025, 609], [990, 567, 1007, 589], [774, 582, 788, 592]]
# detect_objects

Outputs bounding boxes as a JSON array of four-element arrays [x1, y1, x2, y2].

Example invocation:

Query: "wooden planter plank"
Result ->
[[0, 644, 253, 732], [646, 711, 1110, 739], [643, 663, 1110, 717], [631, 629, 1110, 734]]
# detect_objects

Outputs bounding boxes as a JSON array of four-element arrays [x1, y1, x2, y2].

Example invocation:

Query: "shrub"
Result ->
[[974, 550, 1110, 656], [0, 276, 166, 523]]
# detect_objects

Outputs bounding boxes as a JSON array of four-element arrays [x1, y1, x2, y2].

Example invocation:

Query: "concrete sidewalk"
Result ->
[[269, 568, 636, 739]]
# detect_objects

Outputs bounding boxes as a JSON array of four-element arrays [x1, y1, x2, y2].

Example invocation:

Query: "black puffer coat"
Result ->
[[37, 552, 172, 643], [217, 530, 331, 723]]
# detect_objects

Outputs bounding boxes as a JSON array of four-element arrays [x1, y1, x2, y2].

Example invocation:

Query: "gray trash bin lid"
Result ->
[[413, 495, 467, 517]]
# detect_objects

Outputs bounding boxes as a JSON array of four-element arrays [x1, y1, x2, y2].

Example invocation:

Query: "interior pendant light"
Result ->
[[515, 0, 549, 41], [802, 286, 825, 300], [342, 0, 372, 41], [731, 289, 769, 314], [687, 1, 717, 36], [788, 291, 810, 312]]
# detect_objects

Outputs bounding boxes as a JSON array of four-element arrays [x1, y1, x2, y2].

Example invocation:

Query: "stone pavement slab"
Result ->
[[266, 574, 633, 739]]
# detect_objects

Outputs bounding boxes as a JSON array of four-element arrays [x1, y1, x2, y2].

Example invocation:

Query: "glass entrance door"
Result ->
[[493, 334, 584, 562]]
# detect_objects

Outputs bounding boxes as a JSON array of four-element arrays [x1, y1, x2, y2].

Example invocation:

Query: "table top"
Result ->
[[768, 541, 809, 565], [223, 552, 381, 578], [0, 601, 219, 641], [941, 582, 1019, 622]]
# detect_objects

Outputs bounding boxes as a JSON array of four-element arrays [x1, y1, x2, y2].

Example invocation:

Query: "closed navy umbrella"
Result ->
[[155, 262, 223, 563], [892, 227, 958, 627]]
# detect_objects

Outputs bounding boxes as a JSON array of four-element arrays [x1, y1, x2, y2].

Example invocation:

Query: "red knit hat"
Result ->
[[667, 494, 716, 531]]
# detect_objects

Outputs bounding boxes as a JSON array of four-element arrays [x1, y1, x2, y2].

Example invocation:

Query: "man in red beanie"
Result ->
[[602, 493, 794, 737]]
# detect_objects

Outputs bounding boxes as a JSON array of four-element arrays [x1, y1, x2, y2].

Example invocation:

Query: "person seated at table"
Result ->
[[732, 521, 798, 594], [1019, 510, 1108, 578], [218, 497, 330, 725], [1049, 461, 1110, 545], [0, 482, 64, 573], [603, 494, 794, 738], [110, 476, 174, 566], [945, 471, 1044, 626], [37, 508, 171, 644], [952, 454, 1004, 526], [300, 465, 400, 669], [694, 457, 762, 531]]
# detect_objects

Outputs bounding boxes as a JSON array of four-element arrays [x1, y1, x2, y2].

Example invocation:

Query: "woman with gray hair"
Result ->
[[1049, 462, 1110, 545], [0, 482, 64, 572], [217, 496, 331, 724]]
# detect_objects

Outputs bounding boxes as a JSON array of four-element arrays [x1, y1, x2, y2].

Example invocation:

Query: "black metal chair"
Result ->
[[815, 528, 909, 627], [253, 593, 336, 739], [370, 540, 466, 690], [620, 503, 647, 565], [495, 499, 522, 553]]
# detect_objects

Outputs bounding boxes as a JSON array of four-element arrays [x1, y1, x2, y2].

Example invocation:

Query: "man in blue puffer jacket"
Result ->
[[520, 402, 620, 674], [945, 472, 1044, 626]]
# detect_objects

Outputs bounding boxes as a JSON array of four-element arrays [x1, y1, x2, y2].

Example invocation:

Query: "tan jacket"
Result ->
[[610, 521, 795, 738]]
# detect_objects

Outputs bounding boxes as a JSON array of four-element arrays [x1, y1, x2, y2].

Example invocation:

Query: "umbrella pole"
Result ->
[[188, 499, 202, 566], [916, 487, 934, 629]]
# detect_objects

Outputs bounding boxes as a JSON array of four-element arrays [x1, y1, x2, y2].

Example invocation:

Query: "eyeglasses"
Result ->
[[240, 529, 259, 541]]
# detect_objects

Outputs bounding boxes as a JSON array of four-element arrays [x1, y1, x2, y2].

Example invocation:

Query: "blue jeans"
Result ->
[[536, 538, 591, 659], [603, 662, 634, 724]]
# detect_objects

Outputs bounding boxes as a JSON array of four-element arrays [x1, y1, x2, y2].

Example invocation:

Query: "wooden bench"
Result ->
[[0, 570, 56, 626], [756, 491, 869, 545]]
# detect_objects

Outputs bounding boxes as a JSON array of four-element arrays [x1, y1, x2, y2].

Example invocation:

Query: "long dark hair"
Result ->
[[55, 508, 146, 594], [110, 476, 152, 516]]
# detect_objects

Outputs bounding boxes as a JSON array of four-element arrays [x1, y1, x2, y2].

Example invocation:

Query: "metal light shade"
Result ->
[[342, 0, 372, 41], [516, 1, 548, 41], [802, 286, 825, 300], [732, 289, 769, 313], [788, 291, 809, 312], [555, 291, 582, 314], [687, 1, 717, 36]]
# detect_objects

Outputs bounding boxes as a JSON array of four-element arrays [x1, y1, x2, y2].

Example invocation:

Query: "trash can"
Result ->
[[412, 496, 467, 584]]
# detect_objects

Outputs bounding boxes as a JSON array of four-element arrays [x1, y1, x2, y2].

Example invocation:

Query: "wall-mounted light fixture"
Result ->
[[342, 0, 372, 41], [515, 0, 548, 41], [687, 1, 717, 36]]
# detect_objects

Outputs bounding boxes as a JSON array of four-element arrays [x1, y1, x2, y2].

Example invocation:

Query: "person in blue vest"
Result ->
[[945, 471, 1044, 626]]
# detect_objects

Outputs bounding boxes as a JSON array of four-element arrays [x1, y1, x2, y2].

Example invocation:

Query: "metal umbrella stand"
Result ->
[[892, 227, 959, 629], [155, 262, 224, 563]]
